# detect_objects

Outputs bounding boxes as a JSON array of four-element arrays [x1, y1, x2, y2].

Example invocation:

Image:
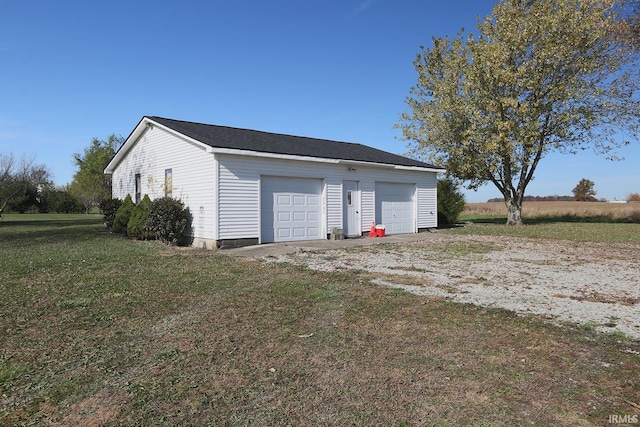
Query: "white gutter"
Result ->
[[204, 147, 444, 172], [337, 159, 445, 173], [205, 146, 341, 164]]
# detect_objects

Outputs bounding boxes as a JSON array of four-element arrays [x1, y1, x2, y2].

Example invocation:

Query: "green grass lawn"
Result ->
[[1, 214, 639, 425]]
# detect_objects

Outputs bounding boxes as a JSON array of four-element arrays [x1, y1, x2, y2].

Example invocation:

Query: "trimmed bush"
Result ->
[[99, 198, 123, 229], [127, 195, 154, 240], [437, 178, 466, 227], [147, 197, 189, 245], [112, 194, 135, 235]]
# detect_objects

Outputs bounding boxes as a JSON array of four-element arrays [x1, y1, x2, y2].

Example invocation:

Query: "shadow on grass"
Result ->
[[0, 216, 107, 247], [525, 215, 639, 224], [437, 223, 468, 229], [1, 218, 102, 228]]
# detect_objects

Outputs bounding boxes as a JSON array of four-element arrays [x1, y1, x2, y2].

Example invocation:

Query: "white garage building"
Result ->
[[104, 116, 444, 248]]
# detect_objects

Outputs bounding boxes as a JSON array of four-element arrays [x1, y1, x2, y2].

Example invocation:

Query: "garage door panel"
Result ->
[[261, 176, 323, 243], [277, 194, 291, 205], [293, 228, 307, 238], [277, 229, 291, 239], [277, 212, 290, 222]]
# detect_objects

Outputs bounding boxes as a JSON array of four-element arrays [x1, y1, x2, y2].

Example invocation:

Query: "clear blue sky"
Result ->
[[1, 0, 638, 202]]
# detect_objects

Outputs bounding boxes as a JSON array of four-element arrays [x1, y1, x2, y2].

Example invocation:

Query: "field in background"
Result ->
[[463, 201, 640, 223]]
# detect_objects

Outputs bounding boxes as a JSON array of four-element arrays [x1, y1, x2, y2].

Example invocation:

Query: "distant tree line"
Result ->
[[487, 195, 581, 203], [0, 153, 85, 215], [487, 194, 640, 203], [487, 178, 640, 203], [1, 134, 125, 217]]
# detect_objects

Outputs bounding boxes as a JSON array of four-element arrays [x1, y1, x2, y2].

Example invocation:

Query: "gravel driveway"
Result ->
[[262, 234, 640, 341]]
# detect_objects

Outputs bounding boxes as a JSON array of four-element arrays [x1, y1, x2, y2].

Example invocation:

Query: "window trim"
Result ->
[[164, 168, 173, 198], [135, 173, 141, 204]]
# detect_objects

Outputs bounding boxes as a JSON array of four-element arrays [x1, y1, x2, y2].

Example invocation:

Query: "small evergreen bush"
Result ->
[[112, 194, 135, 235], [147, 197, 189, 244], [99, 198, 123, 229], [437, 178, 466, 227], [127, 194, 154, 240]]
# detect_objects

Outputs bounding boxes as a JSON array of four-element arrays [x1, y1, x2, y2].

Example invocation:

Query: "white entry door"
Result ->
[[375, 182, 415, 234], [260, 176, 323, 243], [342, 180, 360, 237]]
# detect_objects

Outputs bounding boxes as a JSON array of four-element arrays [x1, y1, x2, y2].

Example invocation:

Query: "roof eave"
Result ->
[[207, 147, 443, 171], [205, 146, 340, 164], [337, 159, 445, 173]]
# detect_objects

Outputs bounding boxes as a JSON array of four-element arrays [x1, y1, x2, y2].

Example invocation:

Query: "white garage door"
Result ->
[[375, 182, 415, 235], [261, 176, 323, 243]]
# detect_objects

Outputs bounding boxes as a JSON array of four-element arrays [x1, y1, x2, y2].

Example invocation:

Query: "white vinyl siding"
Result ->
[[417, 173, 438, 229], [325, 177, 343, 230], [216, 154, 438, 241], [110, 125, 217, 241], [359, 180, 376, 230], [218, 160, 260, 239]]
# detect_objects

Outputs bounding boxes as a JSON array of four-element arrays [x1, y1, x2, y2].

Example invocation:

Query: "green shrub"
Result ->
[[112, 194, 135, 235], [437, 178, 466, 227], [99, 198, 123, 229], [127, 195, 154, 240], [147, 197, 189, 244]]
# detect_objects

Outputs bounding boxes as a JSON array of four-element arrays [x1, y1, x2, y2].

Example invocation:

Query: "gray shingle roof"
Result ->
[[148, 116, 442, 169]]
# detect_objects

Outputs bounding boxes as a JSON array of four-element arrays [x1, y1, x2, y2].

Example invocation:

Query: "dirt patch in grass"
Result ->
[[272, 234, 640, 341], [558, 291, 640, 306]]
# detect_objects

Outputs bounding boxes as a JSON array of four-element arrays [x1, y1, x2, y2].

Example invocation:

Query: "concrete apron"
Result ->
[[224, 231, 440, 258]]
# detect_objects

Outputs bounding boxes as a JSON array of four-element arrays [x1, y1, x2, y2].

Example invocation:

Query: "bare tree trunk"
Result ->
[[504, 197, 524, 225]]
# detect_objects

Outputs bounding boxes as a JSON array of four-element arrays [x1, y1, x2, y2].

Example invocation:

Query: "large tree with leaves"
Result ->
[[617, 0, 640, 47], [572, 178, 597, 201], [70, 134, 124, 213], [398, 0, 640, 224]]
